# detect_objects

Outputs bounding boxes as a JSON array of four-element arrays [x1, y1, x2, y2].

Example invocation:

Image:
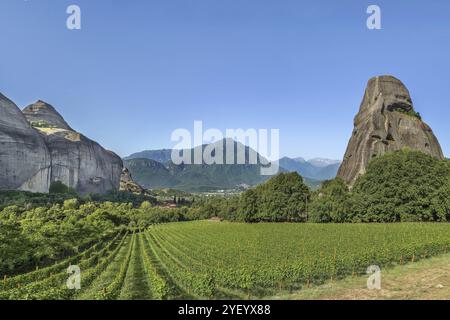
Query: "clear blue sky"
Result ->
[[1, 0, 449, 159]]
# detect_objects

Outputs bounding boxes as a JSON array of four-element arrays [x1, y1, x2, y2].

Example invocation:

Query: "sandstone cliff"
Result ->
[[0, 92, 123, 195], [338, 75, 444, 185], [0, 94, 51, 193], [22, 100, 123, 195]]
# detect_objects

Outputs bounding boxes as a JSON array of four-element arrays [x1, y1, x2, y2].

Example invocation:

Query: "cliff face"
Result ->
[[0, 94, 51, 193], [22, 100, 123, 195], [338, 75, 444, 185], [120, 168, 145, 194], [0, 93, 123, 195]]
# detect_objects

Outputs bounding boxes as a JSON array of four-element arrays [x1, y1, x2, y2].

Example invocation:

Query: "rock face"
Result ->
[[22, 100, 123, 195], [338, 75, 444, 185], [0, 94, 51, 193], [120, 168, 145, 194], [0, 92, 123, 195]]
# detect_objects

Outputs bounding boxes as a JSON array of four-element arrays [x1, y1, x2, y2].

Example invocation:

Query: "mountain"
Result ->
[[125, 140, 326, 191], [124, 158, 180, 189], [124, 149, 172, 163], [0, 93, 123, 194], [124, 139, 271, 192], [308, 158, 341, 168], [338, 75, 444, 185], [278, 157, 341, 181]]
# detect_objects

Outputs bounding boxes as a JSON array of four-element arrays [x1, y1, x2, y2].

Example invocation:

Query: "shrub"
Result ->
[[49, 181, 76, 195]]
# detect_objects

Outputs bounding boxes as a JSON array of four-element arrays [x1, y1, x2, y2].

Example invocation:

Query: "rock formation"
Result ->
[[120, 168, 146, 194], [0, 94, 51, 193], [338, 75, 444, 185], [22, 100, 123, 195], [0, 92, 123, 195]]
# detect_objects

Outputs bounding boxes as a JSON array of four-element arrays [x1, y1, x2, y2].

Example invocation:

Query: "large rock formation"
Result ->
[[338, 75, 444, 185], [120, 168, 146, 194], [22, 100, 123, 195], [0, 92, 123, 195], [0, 94, 51, 192]]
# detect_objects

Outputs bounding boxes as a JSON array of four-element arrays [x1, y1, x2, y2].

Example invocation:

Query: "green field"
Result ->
[[1, 221, 450, 300]]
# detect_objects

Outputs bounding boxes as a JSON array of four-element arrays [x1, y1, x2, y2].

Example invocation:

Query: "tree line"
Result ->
[[188, 149, 450, 223]]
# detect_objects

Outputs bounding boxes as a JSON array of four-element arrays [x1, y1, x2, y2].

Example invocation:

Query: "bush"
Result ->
[[49, 181, 76, 195]]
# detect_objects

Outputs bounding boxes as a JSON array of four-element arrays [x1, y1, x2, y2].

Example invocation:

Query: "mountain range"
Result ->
[[124, 140, 340, 192], [278, 157, 341, 181]]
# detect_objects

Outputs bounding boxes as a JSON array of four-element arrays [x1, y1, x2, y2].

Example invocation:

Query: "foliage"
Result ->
[[49, 181, 77, 195], [243, 172, 310, 222], [309, 178, 350, 223], [349, 149, 450, 222], [396, 108, 422, 120], [0, 198, 184, 275]]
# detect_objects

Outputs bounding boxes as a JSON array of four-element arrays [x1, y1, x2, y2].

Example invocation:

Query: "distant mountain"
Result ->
[[308, 158, 341, 168], [278, 157, 341, 181], [124, 149, 172, 163], [124, 139, 273, 192], [124, 140, 330, 192]]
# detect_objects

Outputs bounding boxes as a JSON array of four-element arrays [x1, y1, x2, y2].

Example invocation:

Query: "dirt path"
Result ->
[[274, 253, 450, 300]]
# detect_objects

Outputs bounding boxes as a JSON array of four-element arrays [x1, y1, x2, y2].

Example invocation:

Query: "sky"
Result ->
[[1, 0, 449, 160]]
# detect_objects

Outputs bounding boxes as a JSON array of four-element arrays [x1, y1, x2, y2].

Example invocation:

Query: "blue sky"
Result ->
[[1, 0, 449, 159]]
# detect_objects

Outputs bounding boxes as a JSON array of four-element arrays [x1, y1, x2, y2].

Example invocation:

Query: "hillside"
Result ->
[[124, 158, 268, 192], [124, 140, 323, 192]]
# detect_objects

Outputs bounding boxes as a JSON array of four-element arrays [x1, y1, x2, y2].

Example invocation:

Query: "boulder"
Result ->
[[338, 75, 444, 185]]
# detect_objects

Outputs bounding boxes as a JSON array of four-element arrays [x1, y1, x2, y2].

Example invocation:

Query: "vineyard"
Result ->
[[1, 221, 450, 300]]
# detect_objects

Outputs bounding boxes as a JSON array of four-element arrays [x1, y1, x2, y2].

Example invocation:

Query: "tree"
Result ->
[[309, 178, 350, 223], [348, 149, 450, 222], [238, 172, 310, 222], [49, 181, 76, 195]]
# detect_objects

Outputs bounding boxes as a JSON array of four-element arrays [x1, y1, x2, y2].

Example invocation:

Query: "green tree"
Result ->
[[309, 178, 350, 223], [349, 149, 450, 222], [239, 172, 310, 222], [49, 181, 76, 195]]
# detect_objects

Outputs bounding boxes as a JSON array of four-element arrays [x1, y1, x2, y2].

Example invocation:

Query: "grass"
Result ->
[[274, 252, 450, 300], [118, 234, 152, 300]]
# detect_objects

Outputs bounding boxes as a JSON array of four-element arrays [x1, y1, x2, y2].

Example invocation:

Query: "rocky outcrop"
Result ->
[[22, 100, 123, 195], [0, 92, 123, 195], [120, 168, 145, 194], [0, 94, 51, 193], [338, 75, 444, 185]]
